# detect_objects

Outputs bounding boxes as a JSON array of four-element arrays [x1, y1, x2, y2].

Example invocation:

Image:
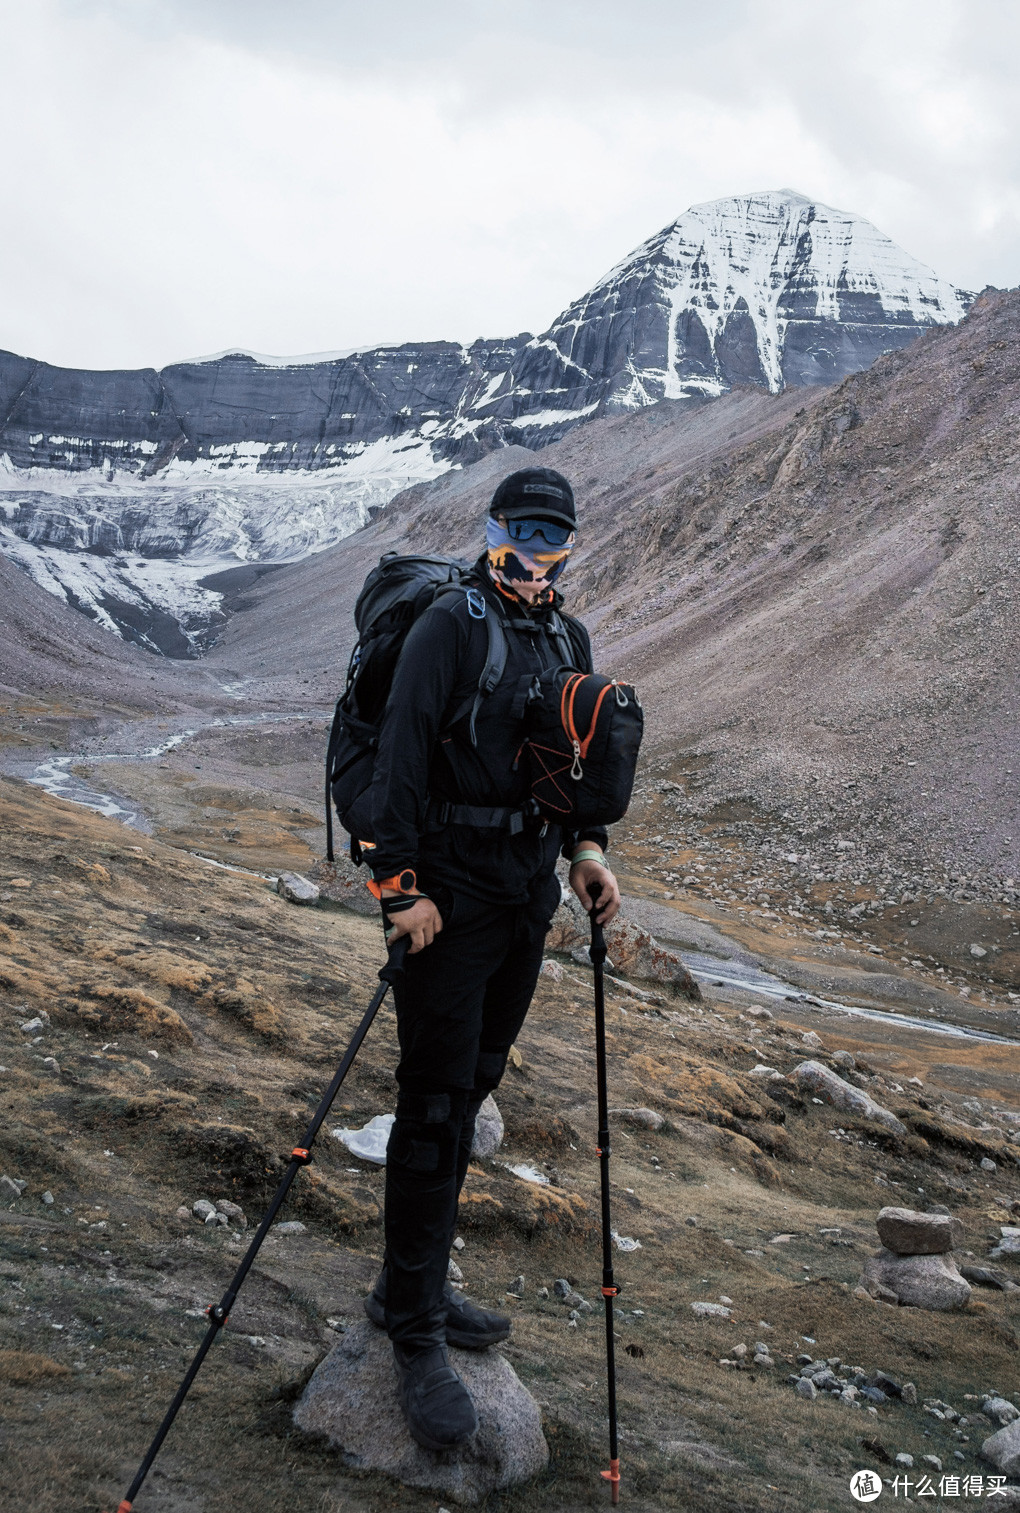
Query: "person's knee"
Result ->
[[388, 1088, 469, 1176], [473, 1048, 508, 1096]]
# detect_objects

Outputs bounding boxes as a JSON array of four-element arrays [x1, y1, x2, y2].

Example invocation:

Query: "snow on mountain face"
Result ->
[[502, 190, 972, 415], [0, 190, 972, 655]]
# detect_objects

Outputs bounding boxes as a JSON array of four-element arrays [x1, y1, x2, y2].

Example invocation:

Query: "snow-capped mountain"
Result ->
[[0, 190, 973, 654]]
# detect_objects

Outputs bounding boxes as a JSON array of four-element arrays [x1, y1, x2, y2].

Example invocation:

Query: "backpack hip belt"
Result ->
[[425, 797, 543, 835]]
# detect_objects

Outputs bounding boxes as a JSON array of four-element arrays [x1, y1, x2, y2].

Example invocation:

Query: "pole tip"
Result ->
[[600, 1459, 621, 1502]]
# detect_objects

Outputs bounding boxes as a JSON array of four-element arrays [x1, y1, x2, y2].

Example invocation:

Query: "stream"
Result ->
[[16, 722, 1020, 1051]]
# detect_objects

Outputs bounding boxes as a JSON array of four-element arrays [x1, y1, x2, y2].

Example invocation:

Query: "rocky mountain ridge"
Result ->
[[0, 190, 972, 654]]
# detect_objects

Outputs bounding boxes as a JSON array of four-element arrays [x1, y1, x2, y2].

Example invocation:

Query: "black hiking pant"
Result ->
[[382, 869, 561, 1350]]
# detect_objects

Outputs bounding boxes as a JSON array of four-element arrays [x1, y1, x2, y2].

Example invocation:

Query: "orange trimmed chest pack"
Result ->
[[513, 666, 644, 828]]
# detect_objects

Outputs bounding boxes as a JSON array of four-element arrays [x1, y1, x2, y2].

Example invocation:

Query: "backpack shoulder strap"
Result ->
[[546, 609, 578, 670], [468, 610, 508, 746]]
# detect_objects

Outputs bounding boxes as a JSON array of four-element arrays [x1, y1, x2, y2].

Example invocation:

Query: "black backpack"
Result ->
[[514, 667, 644, 829], [324, 552, 576, 861]]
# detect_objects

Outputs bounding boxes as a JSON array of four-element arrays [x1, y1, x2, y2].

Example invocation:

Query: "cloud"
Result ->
[[0, 0, 1016, 369]]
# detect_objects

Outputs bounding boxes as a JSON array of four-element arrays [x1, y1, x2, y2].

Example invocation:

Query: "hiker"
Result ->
[[360, 467, 621, 1449]]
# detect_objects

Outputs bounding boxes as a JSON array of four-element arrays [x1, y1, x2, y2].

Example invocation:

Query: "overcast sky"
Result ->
[[2, 0, 1017, 370]]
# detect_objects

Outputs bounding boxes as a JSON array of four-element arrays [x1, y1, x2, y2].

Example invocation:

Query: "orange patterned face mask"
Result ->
[[486, 517, 575, 590]]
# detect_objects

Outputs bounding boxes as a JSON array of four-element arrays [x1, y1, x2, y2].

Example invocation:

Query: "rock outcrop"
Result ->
[[547, 890, 701, 998], [294, 1321, 548, 1505], [791, 1061, 906, 1134]]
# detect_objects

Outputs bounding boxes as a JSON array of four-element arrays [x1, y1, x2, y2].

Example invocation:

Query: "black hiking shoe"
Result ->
[[365, 1275, 512, 1350], [392, 1342, 479, 1451]]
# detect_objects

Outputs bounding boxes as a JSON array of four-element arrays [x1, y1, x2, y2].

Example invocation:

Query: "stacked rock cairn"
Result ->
[[861, 1207, 971, 1310]]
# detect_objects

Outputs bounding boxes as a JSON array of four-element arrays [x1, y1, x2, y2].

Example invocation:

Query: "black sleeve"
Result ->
[[367, 604, 464, 883], [559, 611, 610, 860]]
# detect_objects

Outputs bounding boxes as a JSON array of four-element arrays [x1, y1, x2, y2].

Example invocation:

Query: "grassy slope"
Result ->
[[3, 778, 1020, 1512]]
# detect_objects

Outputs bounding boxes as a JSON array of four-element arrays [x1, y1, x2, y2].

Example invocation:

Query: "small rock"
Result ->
[[853, 1284, 876, 1303], [215, 1200, 247, 1228], [996, 1226, 1020, 1255], [274, 1221, 307, 1235], [175, 1205, 191, 1221], [452, 1236, 465, 1251], [41, 1191, 54, 1205], [539, 959, 564, 981], [19, 1017, 47, 1034], [276, 872, 320, 905], [536, 1287, 548, 1300], [204, 1211, 221, 1226], [691, 1302, 731, 1319], [471, 1094, 504, 1160], [792, 1061, 906, 1134], [894, 1453, 914, 1469], [747, 1005, 773, 1019], [506, 1275, 525, 1298], [832, 1050, 856, 1070], [876, 1206, 963, 1255], [796, 1378, 818, 1400], [801, 1031, 824, 1050], [921, 1454, 942, 1471], [961, 1265, 1019, 1292], [902, 1382, 918, 1405], [448, 1258, 464, 1284], [983, 1397, 1020, 1427], [719, 1295, 733, 1306], [732, 1343, 748, 1359], [42, 1057, 60, 1073], [553, 1279, 572, 1298], [754, 1353, 774, 1368], [751, 1064, 780, 1078], [861, 1387, 888, 1404], [970, 944, 988, 958], [192, 1199, 216, 1221], [0, 1175, 22, 1201], [609, 1107, 664, 1131], [981, 1156, 998, 1172]]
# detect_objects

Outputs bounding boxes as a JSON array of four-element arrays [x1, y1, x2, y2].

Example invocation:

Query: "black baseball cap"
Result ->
[[489, 467, 576, 529]]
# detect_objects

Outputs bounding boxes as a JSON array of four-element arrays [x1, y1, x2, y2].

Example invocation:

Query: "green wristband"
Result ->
[[570, 849, 606, 866]]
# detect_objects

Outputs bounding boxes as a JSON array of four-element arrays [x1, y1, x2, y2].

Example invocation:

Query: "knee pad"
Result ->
[[389, 1088, 469, 1176]]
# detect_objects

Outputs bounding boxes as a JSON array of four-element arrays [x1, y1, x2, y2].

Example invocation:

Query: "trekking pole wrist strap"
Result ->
[[570, 849, 606, 866]]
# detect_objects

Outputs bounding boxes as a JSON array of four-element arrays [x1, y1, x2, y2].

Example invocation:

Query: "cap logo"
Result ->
[[520, 483, 569, 500]]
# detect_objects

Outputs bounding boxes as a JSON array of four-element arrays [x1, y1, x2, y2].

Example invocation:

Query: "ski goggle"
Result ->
[[503, 517, 575, 546]]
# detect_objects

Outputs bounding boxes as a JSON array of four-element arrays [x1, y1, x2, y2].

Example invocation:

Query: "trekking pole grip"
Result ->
[[379, 932, 411, 985], [587, 878, 607, 964]]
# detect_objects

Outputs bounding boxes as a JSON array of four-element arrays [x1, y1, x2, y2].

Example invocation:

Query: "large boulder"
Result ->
[[294, 1320, 548, 1505], [792, 1061, 906, 1135], [876, 1206, 963, 1255], [546, 891, 701, 999], [982, 1417, 1020, 1476], [860, 1248, 971, 1310], [309, 855, 377, 916], [470, 1095, 504, 1159]]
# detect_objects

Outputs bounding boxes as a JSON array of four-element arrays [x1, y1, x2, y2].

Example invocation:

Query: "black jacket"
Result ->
[[367, 561, 608, 904]]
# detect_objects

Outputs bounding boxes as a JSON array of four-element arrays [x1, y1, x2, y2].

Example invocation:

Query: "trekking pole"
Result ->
[[107, 934, 409, 1513], [588, 880, 621, 1504]]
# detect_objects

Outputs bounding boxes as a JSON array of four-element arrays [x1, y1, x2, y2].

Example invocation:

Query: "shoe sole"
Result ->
[[364, 1292, 511, 1351]]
